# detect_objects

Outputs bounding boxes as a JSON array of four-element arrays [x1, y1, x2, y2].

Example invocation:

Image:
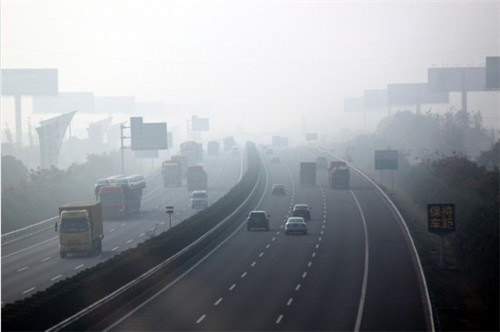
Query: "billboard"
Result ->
[[486, 56, 500, 90], [95, 96, 135, 114], [387, 83, 449, 105], [344, 97, 364, 112], [191, 115, 209, 131], [130, 117, 168, 151], [306, 133, 318, 141], [33, 92, 94, 113], [364, 89, 387, 108], [1, 68, 58, 96], [428, 67, 486, 92]]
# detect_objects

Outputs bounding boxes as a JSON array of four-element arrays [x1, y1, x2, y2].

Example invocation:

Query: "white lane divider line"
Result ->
[[286, 298, 293, 306], [251, 261, 257, 267], [120, 223, 126, 227], [259, 252, 264, 258], [318, 237, 322, 242], [265, 244, 270, 249], [196, 314, 206, 324], [74, 264, 84, 270], [109, 228, 115, 233], [295, 283, 301, 291], [229, 284, 236, 291], [272, 237, 276, 241], [17, 266, 29, 272], [308, 261, 312, 267], [127, 239, 133, 244], [140, 233, 146, 237], [241, 272, 247, 278], [51, 275, 62, 281], [112, 246, 120, 252], [276, 314, 284, 324], [214, 298, 223, 306], [302, 272, 308, 279], [311, 252, 316, 258], [22, 287, 36, 295], [41, 257, 51, 262], [315, 244, 320, 249]]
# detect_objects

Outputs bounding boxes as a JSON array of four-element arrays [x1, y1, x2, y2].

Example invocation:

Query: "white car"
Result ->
[[191, 190, 208, 209], [284, 217, 308, 235]]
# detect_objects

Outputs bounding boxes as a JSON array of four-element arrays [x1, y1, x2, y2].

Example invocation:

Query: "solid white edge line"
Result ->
[[350, 190, 369, 332], [320, 146, 435, 331], [103, 151, 270, 331]]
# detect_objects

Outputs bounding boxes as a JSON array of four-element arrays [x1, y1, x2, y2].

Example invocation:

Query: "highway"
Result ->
[[1, 150, 242, 305], [101, 146, 430, 331]]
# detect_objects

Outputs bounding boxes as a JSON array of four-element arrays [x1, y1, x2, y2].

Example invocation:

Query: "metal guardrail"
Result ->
[[1, 217, 57, 245], [2, 170, 161, 246], [46, 149, 265, 331]]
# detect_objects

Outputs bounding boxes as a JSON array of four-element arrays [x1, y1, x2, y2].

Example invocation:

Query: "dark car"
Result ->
[[272, 184, 286, 195], [247, 210, 270, 231], [292, 204, 311, 220]]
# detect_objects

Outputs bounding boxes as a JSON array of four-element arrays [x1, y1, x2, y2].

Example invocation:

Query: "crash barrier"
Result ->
[[1, 217, 56, 245], [2, 142, 265, 332]]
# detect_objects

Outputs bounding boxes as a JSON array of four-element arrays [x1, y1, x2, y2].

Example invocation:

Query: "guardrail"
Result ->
[[1, 169, 160, 245], [1, 142, 264, 331], [48, 163, 265, 331], [1, 217, 56, 245]]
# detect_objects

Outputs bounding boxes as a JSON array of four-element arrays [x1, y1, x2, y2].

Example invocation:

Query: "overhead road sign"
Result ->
[[33, 92, 94, 114], [95, 96, 135, 114], [130, 117, 168, 151]]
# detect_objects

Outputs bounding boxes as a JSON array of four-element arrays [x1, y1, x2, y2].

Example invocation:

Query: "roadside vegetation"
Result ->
[[334, 109, 499, 331], [1, 151, 143, 233]]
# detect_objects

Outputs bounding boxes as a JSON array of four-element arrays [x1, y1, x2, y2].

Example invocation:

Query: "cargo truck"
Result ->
[[300, 162, 316, 186], [180, 141, 203, 166], [57, 202, 103, 258], [329, 161, 350, 189], [96, 174, 145, 219], [187, 165, 208, 191], [207, 141, 220, 155], [162, 160, 182, 186]]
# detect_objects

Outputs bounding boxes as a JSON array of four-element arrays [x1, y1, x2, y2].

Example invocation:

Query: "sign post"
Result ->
[[166, 206, 174, 229], [427, 203, 456, 268]]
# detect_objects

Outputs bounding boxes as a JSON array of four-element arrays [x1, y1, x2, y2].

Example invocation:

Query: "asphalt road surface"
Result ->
[[103, 146, 429, 331], [1, 150, 242, 305]]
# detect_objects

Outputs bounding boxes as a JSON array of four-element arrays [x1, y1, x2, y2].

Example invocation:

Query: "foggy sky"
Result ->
[[1, 1, 499, 139]]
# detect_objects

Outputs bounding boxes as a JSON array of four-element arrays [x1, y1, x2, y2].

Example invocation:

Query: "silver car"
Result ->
[[284, 217, 308, 235]]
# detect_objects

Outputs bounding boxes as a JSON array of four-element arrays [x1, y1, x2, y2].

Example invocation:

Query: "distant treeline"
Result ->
[[1, 152, 143, 233], [335, 109, 499, 330]]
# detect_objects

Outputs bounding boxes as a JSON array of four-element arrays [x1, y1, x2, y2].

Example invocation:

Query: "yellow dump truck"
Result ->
[[56, 202, 103, 258]]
